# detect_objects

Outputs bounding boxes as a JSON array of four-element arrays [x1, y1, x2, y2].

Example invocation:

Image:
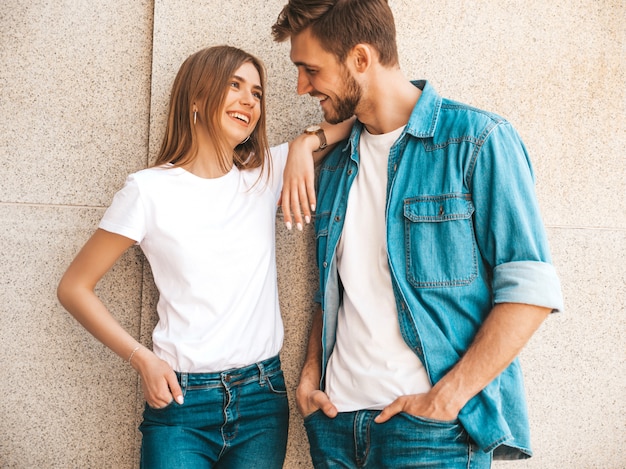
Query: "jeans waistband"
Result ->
[[175, 354, 281, 390]]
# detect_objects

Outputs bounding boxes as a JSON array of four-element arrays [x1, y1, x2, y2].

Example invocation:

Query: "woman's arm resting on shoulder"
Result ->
[[282, 117, 355, 230], [57, 228, 183, 408]]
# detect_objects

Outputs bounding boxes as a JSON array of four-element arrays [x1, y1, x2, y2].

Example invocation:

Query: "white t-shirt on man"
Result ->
[[100, 143, 288, 373], [326, 127, 432, 411]]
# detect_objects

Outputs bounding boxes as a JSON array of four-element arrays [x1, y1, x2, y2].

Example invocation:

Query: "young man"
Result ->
[[273, 1, 563, 467]]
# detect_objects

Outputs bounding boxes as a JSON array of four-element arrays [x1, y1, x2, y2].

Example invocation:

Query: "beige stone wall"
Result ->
[[1, 0, 624, 467]]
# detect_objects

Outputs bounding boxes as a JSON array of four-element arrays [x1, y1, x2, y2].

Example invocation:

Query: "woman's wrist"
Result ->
[[127, 344, 150, 371], [292, 132, 322, 153]]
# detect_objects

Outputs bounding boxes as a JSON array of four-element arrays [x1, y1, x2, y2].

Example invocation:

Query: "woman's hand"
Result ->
[[281, 117, 355, 230], [281, 133, 318, 231], [131, 346, 184, 409]]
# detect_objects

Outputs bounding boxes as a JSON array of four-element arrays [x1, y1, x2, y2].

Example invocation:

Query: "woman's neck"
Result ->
[[182, 156, 233, 179], [183, 133, 234, 179]]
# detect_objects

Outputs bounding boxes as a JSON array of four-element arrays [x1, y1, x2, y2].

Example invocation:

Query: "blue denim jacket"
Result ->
[[314, 81, 563, 459]]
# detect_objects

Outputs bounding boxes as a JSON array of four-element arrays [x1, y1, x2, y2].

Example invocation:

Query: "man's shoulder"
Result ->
[[408, 80, 512, 141], [434, 96, 513, 142], [442, 96, 506, 120]]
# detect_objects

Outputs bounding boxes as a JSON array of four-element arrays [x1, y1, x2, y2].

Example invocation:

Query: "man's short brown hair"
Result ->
[[272, 0, 399, 67]]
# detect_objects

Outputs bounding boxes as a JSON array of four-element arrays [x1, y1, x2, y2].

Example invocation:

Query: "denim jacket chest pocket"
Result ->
[[403, 194, 477, 288]]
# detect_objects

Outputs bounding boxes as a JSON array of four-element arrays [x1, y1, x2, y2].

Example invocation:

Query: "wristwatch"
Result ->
[[304, 125, 328, 152]]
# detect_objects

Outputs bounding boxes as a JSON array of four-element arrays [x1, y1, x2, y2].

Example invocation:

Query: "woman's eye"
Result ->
[[230, 81, 239, 88], [253, 92, 262, 100]]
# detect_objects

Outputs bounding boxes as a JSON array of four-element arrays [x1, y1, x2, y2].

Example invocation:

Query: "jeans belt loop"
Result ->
[[256, 361, 266, 385], [179, 372, 189, 396]]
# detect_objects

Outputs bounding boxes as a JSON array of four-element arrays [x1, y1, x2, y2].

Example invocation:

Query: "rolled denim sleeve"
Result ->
[[470, 121, 564, 312], [494, 261, 564, 312]]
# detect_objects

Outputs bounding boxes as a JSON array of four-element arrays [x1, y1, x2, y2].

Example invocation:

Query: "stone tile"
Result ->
[[0, 205, 144, 468], [0, 1, 154, 206], [501, 227, 626, 467]]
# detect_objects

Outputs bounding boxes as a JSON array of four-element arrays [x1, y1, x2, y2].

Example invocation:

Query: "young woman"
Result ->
[[57, 45, 350, 468]]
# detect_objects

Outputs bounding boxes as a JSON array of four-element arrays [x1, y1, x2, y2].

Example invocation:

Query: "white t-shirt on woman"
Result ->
[[100, 143, 288, 373]]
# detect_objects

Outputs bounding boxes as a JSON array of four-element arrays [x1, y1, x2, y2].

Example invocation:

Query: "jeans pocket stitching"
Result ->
[[401, 412, 459, 426], [265, 371, 288, 395]]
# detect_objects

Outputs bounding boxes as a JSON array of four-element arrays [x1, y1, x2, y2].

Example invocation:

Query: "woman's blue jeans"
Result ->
[[304, 410, 493, 468], [139, 355, 289, 468]]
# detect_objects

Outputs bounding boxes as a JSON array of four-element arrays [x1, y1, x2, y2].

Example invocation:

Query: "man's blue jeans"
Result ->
[[304, 410, 492, 468], [139, 355, 289, 468]]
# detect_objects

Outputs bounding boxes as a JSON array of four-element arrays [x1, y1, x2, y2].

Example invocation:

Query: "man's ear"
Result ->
[[349, 44, 373, 73]]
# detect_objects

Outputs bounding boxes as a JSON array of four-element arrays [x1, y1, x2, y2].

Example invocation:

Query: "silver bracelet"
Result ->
[[128, 345, 142, 364]]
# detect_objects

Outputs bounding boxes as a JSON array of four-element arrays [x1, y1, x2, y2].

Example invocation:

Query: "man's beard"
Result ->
[[324, 69, 362, 124]]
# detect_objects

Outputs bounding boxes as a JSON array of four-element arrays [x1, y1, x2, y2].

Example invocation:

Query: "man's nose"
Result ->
[[296, 71, 313, 95]]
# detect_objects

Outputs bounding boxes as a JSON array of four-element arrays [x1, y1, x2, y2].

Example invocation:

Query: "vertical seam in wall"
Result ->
[[132, 0, 157, 464], [145, 0, 157, 170]]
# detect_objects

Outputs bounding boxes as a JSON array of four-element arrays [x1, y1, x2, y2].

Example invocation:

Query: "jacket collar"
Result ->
[[347, 80, 441, 151], [405, 80, 441, 139]]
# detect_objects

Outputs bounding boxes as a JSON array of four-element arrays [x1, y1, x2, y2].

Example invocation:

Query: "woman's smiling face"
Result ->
[[220, 61, 263, 148]]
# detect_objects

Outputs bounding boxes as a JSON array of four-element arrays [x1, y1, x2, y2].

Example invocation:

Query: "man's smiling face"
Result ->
[[290, 28, 362, 124]]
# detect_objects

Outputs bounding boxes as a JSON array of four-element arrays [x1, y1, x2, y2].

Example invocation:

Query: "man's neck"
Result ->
[[358, 68, 421, 135]]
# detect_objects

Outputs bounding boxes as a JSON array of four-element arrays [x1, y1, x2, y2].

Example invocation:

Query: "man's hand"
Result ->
[[296, 305, 337, 419], [375, 303, 551, 424], [296, 378, 338, 419], [374, 392, 460, 424]]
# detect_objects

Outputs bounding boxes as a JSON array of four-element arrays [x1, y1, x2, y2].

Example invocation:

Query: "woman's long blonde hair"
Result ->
[[153, 45, 270, 177]]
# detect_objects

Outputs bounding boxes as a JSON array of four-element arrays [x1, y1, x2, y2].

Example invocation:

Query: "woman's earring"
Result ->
[[240, 135, 250, 145], [193, 111, 197, 125]]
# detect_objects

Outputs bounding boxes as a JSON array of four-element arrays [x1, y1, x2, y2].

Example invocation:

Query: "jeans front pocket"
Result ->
[[404, 194, 477, 288], [145, 399, 177, 412], [264, 369, 288, 395], [398, 412, 466, 447], [400, 412, 460, 427]]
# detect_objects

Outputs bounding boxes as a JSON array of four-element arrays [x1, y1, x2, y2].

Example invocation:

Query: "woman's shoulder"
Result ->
[[269, 142, 289, 173], [270, 142, 289, 158], [125, 164, 181, 185], [132, 163, 176, 177], [113, 165, 183, 200]]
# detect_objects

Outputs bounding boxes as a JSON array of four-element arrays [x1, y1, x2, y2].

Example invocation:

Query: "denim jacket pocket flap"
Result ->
[[403, 194, 477, 288], [403, 195, 474, 223]]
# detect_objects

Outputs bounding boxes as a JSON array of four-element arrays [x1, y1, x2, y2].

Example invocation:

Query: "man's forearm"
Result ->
[[296, 305, 339, 417], [430, 302, 551, 416], [375, 302, 551, 423], [299, 305, 324, 385]]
